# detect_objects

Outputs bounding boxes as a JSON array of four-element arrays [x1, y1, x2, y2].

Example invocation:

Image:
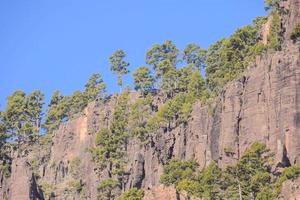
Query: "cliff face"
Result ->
[[1, 1, 300, 199]]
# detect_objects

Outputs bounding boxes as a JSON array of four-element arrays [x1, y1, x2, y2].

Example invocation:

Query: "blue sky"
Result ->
[[0, 0, 266, 109]]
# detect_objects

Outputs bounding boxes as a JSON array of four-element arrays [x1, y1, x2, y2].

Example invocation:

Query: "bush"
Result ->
[[281, 164, 300, 179], [291, 21, 300, 41], [40, 181, 56, 199], [267, 11, 281, 50], [117, 188, 144, 200], [149, 92, 196, 131], [97, 178, 119, 200], [68, 179, 84, 193], [69, 157, 82, 179], [0, 162, 10, 178], [160, 159, 198, 186]]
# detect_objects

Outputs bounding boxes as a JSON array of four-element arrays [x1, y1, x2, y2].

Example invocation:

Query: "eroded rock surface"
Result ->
[[1, 0, 300, 199]]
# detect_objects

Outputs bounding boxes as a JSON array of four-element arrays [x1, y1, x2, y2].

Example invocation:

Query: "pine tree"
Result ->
[[118, 188, 144, 200], [183, 43, 206, 70], [132, 66, 155, 95], [84, 73, 106, 102], [109, 49, 130, 88], [146, 40, 178, 78], [4, 90, 44, 142], [4, 90, 27, 141], [43, 90, 64, 133], [25, 89, 44, 135]]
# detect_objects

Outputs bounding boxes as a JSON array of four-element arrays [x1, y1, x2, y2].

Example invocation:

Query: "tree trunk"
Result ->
[[238, 180, 242, 200]]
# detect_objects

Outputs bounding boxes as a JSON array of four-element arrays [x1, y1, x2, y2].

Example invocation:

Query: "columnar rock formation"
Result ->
[[0, 0, 300, 199]]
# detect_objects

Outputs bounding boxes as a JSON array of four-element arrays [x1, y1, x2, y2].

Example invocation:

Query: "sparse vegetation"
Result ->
[[291, 21, 300, 41], [0, 2, 296, 200], [267, 11, 282, 50], [117, 188, 144, 200], [97, 178, 120, 200], [40, 181, 56, 199]]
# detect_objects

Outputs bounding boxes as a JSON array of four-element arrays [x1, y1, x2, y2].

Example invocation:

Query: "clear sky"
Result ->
[[0, 0, 266, 109]]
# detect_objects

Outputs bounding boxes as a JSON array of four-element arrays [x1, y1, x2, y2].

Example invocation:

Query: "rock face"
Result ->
[[0, 0, 300, 199]]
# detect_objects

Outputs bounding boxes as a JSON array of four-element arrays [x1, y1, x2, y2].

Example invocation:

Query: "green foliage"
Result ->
[[26, 90, 44, 132], [176, 161, 222, 199], [38, 132, 52, 146], [281, 164, 300, 179], [44, 74, 106, 134], [70, 157, 82, 179], [4, 90, 44, 142], [149, 92, 197, 130], [117, 188, 144, 200], [43, 90, 65, 133], [30, 158, 40, 176], [223, 142, 273, 199], [109, 49, 130, 87], [132, 66, 155, 95], [291, 21, 300, 41], [0, 112, 9, 149], [97, 178, 119, 200], [0, 162, 10, 178], [183, 43, 206, 70], [0, 113, 11, 178], [274, 164, 300, 192], [160, 142, 300, 200], [84, 73, 106, 102], [205, 24, 262, 92], [187, 71, 206, 99], [66, 90, 88, 117], [160, 159, 198, 186], [146, 40, 178, 78], [90, 91, 129, 177], [253, 16, 268, 30], [40, 181, 56, 199], [67, 157, 85, 194], [160, 66, 179, 98], [128, 95, 152, 141], [197, 161, 222, 199], [176, 179, 203, 198], [267, 11, 282, 50], [68, 179, 84, 193], [44, 89, 89, 133], [110, 91, 130, 153], [264, 0, 280, 11], [176, 65, 205, 96], [91, 128, 117, 170], [224, 146, 235, 156]]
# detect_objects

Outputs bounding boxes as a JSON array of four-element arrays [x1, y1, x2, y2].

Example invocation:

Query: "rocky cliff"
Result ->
[[1, 0, 300, 199]]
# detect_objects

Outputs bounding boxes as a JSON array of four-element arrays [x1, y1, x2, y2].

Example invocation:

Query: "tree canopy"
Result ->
[[109, 49, 130, 87]]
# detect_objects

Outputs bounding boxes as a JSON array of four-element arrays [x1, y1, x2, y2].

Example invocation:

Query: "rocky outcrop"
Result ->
[[1, 0, 300, 199], [279, 177, 300, 199]]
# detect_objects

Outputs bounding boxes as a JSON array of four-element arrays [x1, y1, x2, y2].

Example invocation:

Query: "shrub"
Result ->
[[97, 178, 119, 200], [68, 179, 84, 193], [40, 181, 56, 199], [69, 157, 82, 179], [149, 92, 196, 131], [291, 21, 300, 41], [267, 11, 281, 50], [117, 188, 144, 200], [160, 159, 198, 186]]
